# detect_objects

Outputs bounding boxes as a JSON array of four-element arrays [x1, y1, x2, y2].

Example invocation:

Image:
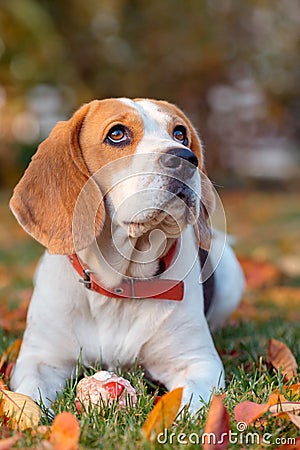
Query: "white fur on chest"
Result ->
[[31, 226, 202, 371]]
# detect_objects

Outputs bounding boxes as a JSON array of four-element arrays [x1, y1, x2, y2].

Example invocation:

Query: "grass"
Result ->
[[0, 189, 300, 448]]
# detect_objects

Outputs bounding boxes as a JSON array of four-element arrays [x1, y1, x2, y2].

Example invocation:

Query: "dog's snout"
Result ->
[[159, 148, 198, 176]]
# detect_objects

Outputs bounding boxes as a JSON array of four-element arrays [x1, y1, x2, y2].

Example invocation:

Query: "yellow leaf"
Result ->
[[50, 411, 80, 450], [0, 389, 41, 430], [267, 339, 298, 381], [142, 387, 183, 441]]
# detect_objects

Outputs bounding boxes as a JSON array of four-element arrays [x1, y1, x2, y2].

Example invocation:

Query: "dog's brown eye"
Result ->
[[106, 125, 128, 144], [173, 126, 188, 146]]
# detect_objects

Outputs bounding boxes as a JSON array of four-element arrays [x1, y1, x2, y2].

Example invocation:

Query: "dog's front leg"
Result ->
[[10, 348, 74, 407], [167, 355, 224, 414], [10, 254, 82, 407], [141, 317, 224, 415]]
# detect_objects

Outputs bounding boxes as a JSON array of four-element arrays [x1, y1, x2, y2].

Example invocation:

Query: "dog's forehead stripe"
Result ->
[[119, 98, 171, 137]]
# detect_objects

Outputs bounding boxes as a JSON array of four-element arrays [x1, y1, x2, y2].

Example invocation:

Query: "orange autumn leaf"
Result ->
[[234, 392, 300, 430], [283, 384, 300, 398], [50, 411, 80, 450], [234, 393, 287, 425], [234, 400, 270, 426], [203, 395, 230, 450], [267, 339, 298, 381], [273, 384, 300, 396], [142, 387, 183, 441], [267, 392, 288, 407]]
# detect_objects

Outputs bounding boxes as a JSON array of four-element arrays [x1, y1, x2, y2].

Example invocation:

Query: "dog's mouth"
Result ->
[[122, 186, 199, 238]]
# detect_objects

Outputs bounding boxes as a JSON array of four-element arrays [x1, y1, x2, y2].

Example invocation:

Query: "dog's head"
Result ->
[[10, 98, 215, 254]]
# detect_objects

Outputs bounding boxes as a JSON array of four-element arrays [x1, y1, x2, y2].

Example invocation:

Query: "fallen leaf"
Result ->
[[267, 339, 298, 381], [49, 411, 80, 450], [154, 395, 162, 405], [234, 393, 287, 425], [274, 383, 300, 401], [0, 434, 21, 450], [287, 413, 300, 429], [268, 399, 300, 421], [267, 393, 288, 406], [234, 400, 270, 426], [203, 395, 230, 450], [269, 402, 300, 415], [142, 387, 183, 441], [0, 389, 41, 430], [283, 384, 300, 398]]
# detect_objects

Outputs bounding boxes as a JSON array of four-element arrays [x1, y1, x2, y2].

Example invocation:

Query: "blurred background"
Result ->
[[0, 0, 300, 188]]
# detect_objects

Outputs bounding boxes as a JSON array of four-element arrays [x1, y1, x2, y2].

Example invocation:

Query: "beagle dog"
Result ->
[[9, 98, 244, 413]]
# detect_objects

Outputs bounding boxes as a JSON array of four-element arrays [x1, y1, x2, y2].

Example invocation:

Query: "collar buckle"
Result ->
[[79, 268, 94, 289]]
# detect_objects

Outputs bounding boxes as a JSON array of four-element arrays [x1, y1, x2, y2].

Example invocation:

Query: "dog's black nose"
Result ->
[[159, 148, 198, 176]]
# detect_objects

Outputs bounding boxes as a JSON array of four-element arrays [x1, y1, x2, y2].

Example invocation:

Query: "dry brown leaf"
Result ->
[[269, 401, 300, 428], [287, 413, 300, 429], [0, 434, 21, 450], [267, 339, 298, 381], [203, 395, 230, 450], [49, 411, 80, 450], [269, 401, 300, 415], [142, 387, 183, 441], [0, 389, 41, 430]]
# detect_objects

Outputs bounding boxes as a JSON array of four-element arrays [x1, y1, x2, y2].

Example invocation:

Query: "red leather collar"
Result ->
[[68, 240, 184, 301]]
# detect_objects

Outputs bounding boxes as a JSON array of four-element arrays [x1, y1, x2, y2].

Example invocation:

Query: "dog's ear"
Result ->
[[187, 124, 215, 251], [10, 102, 105, 254], [196, 171, 215, 251]]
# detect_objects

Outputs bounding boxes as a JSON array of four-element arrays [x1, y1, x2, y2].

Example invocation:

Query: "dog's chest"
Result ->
[[72, 227, 200, 368], [74, 294, 175, 369]]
